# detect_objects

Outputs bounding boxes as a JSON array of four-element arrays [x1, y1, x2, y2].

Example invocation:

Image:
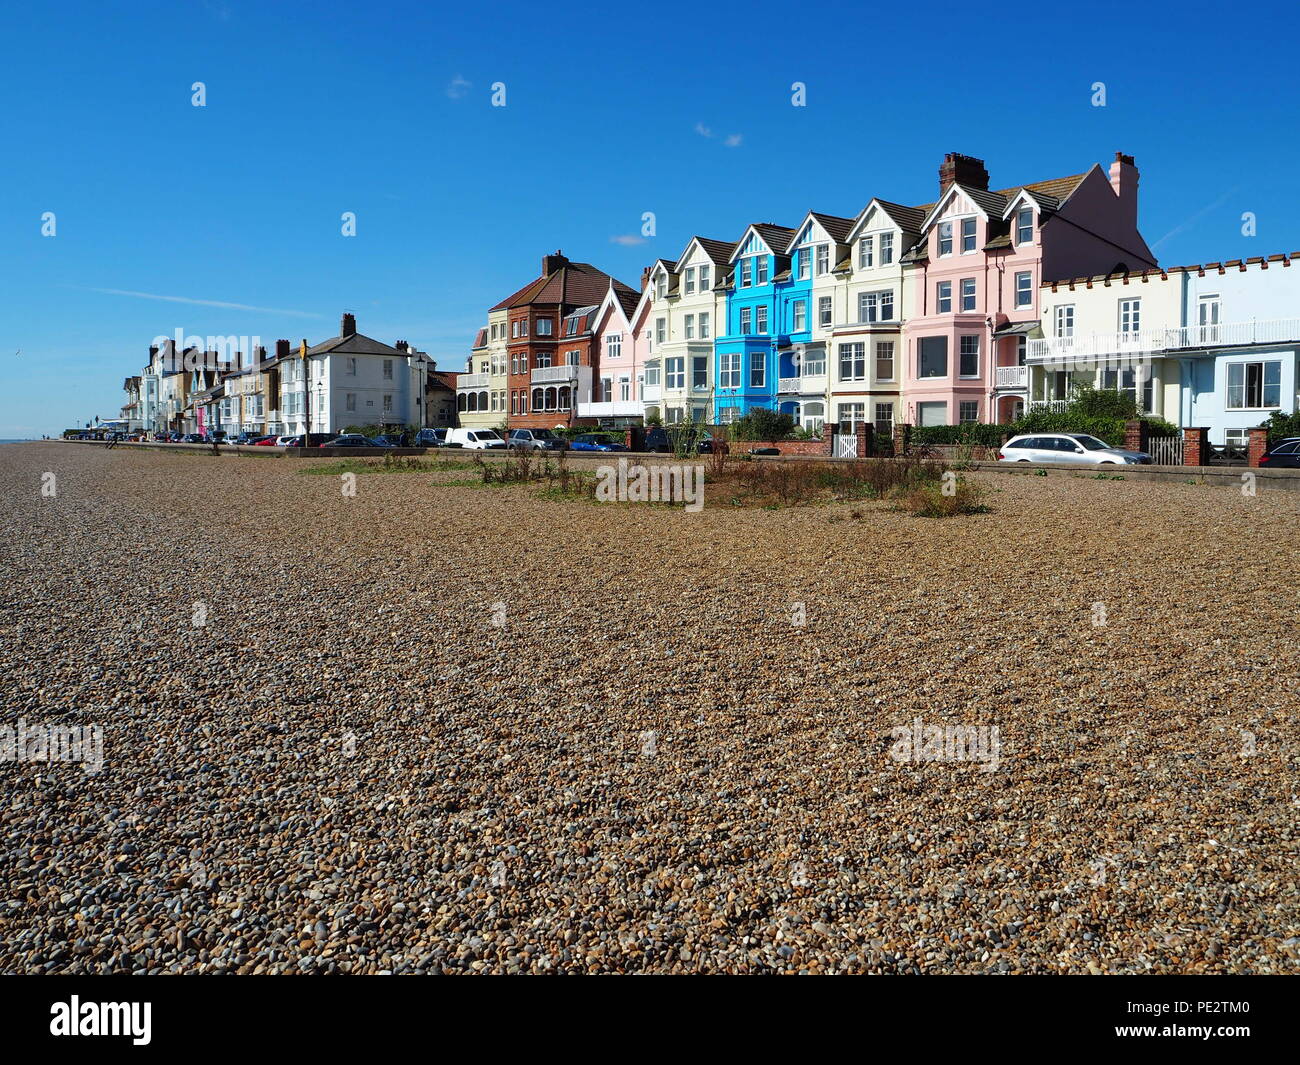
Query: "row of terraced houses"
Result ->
[[455, 150, 1300, 451]]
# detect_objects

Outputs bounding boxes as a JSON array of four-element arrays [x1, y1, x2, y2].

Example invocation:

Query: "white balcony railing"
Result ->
[[778, 374, 828, 394], [995, 365, 1028, 389], [458, 372, 489, 389], [642, 384, 661, 402], [531, 365, 578, 385], [576, 400, 644, 418], [1027, 318, 1300, 363]]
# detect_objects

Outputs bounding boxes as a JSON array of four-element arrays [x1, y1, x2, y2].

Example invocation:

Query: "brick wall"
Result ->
[[1183, 427, 1209, 466], [1248, 427, 1270, 467]]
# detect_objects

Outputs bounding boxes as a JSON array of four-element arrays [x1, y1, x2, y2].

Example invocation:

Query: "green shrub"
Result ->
[[731, 408, 796, 442], [911, 423, 1006, 447], [1263, 409, 1300, 441]]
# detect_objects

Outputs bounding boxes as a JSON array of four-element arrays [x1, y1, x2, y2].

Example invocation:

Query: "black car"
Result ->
[[1259, 438, 1300, 468], [642, 427, 672, 453], [322, 434, 376, 448], [181, 433, 206, 443], [370, 435, 402, 447]]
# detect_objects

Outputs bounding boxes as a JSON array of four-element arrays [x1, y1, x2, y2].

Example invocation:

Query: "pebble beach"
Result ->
[[1, 441, 1297, 974]]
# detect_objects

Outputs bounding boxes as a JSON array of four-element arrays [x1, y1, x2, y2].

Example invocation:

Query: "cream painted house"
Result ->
[[643, 236, 734, 423], [1033, 269, 1183, 420], [830, 199, 927, 443]]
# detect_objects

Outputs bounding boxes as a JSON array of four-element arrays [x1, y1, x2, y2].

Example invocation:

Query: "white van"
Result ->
[[445, 428, 506, 450]]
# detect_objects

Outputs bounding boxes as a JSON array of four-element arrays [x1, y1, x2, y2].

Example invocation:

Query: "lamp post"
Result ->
[[300, 339, 310, 445]]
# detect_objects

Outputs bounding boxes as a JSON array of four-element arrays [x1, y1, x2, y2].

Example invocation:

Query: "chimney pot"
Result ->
[[276, 339, 291, 359], [341, 312, 357, 337]]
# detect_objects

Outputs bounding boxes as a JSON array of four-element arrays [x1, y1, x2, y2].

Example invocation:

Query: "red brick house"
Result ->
[[503, 251, 639, 430]]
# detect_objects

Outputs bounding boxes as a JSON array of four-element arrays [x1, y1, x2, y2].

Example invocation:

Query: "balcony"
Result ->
[[458, 372, 489, 389], [995, 365, 1028, 389], [576, 400, 644, 418], [531, 365, 579, 384], [1027, 318, 1300, 363], [778, 374, 827, 395], [642, 384, 661, 402]]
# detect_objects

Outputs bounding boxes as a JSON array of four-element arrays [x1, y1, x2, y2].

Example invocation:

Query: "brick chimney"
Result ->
[[1109, 151, 1139, 229], [541, 250, 568, 276], [939, 152, 990, 195], [341, 312, 357, 337], [395, 340, 409, 352], [276, 339, 291, 359], [641, 265, 654, 292]]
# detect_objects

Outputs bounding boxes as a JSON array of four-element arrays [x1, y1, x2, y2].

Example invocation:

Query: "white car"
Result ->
[[999, 433, 1151, 465], [275, 435, 297, 446], [445, 428, 505, 450]]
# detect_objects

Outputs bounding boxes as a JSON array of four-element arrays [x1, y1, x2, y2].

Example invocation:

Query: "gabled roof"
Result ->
[[694, 237, 737, 267], [472, 327, 488, 350], [805, 211, 856, 245], [846, 198, 933, 249]]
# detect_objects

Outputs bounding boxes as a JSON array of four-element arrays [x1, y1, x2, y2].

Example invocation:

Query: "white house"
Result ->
[[285, 314, 432, 436]]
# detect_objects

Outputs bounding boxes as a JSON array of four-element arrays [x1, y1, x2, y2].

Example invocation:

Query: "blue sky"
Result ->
[[2, 0, 1298, 436]]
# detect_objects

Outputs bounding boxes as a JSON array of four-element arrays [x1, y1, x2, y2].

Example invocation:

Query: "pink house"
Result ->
[[577, 279, 651, 427], [902, 152, 1156, 426]]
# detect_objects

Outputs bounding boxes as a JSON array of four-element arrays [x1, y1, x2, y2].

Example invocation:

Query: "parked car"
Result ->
[[370, 435, 401, 448], [642, 427, 673, 453], [507, 428, 564, 451], [415, 428, 447, 448], [697, 435, 728, 454], [998, 433, 1151, 465], [322, 434, 378, 448], [569, 433, 628, 452], [1258, 438, 1300, 468], [445, 428, 506, 450], [230, 431, 259, 445], [210, 431, 230, 444], [253, 435, 280, 446], [181, 433, 207, 444]]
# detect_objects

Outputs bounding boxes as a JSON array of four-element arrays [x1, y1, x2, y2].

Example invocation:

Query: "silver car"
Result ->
[[999, 432, 1151, 465]]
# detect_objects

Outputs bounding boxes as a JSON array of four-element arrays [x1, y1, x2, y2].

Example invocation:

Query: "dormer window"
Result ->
[[1016, 207, 1034, 245], [796, 250, 808, 281], [656, 275, 667, 299], [699, 264, 711, 290], [815, 244, 829, 276], [684, 267, 696, 295], [880, 232, 894, 264], [938, 221, 953, 256], [757, 256, 769, 285], [565, 318, 578, 336], [859, 236, 873, 269], [961, 217, 977, 253], [741, 260, 753, 287]]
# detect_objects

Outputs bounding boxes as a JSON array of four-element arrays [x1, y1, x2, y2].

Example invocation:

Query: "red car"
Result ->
[[253, 435, 279, 446]]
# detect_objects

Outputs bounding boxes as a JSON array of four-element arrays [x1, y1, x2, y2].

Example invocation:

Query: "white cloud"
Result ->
[[610, 235, 647, 246], [447, 75, 472, 100], [694, 122, 713, 139], [81, 288, 323, 318], [724, 133, 743, 148]]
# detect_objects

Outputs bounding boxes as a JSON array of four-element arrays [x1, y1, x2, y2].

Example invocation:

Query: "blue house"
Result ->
[[715, 223, 796, 422]]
